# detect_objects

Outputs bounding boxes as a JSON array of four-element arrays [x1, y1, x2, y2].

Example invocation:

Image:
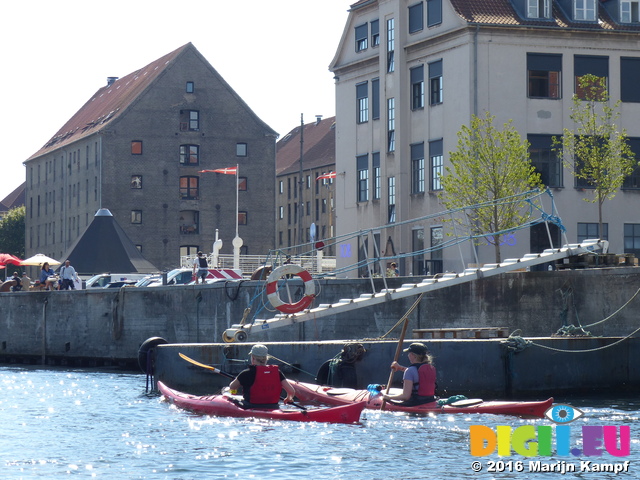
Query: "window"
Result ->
[[431, 226, 443, 262], [373, 152, 381, 199], [624, 223, 640, 256], [623, 138, 640, 188], [180, 110, 199, 131], [621, 57, 640, 103], [357, 154, 369, 202], [388, 177, 396, 223], [429, 60, 443, 105], [409, 2, 424, 33], [131, 175, 142, 189], [372, 78, 380, 120], [131, 210, 142, 224], [180, 245, 199, 258], [427, 0, 443, 26], [429, 139, 443, 191], [528, 53, 562, 99], [356, 82, 369, 123], [574, 0, 596, 20], [131, 141, 142, 155], [387, 98, 395, 152], [186, 81, 194, 93], [279, 180, 284, 194], [412, 228, 425, 275], [387, 18, 395, 73], [180, 211, 199, 234], [279, 206, 284, 219], [236, 143, 247, 156], [238, 211, 248, 225], [621, 0, 640, 22], [528, 0, 550, 18], [411, 142, 425, 193], [179, 145, 199, 165], [411, 65, 424, 110], [180, 176, 199, 199], [355, 23, 368, 52], [371, 19, 380, 46], [578, 222, 608, 242], [574, 55, 608, 99], [528, 134, 563, 187]]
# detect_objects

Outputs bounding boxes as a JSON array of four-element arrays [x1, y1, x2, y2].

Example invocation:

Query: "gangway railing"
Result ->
[[221, 239, 608, 342]]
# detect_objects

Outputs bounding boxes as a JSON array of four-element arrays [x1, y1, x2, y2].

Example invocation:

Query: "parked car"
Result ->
[[85, 273, 152, 288], [137, 268, 243, 287]]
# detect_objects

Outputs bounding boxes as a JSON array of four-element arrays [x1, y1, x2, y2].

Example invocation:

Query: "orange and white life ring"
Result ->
[[266, 264, 316, 314]]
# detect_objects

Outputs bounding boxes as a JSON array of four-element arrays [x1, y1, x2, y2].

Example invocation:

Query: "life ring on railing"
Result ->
[[266, 264, 316, 314]]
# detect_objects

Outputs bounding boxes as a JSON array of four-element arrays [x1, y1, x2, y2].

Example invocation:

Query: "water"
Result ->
[[1, 366, 638, 479]]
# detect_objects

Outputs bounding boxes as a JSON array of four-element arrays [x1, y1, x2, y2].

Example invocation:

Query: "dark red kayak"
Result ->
[[292, 381, 552, 418], [158, 381, 365, 424]]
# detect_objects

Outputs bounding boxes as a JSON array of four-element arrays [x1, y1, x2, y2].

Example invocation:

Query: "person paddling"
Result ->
[[229, 344, 295, 408], [381, 342, 437, 406]]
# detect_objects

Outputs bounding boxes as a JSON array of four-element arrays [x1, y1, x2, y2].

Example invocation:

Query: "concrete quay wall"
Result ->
[[0, 268, 638, 370]]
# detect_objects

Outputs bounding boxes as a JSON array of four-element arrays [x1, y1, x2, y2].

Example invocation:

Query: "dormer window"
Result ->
[[528, 0, 551, 18], [621, 0, 640, 22], [574, 0, 596, 21]]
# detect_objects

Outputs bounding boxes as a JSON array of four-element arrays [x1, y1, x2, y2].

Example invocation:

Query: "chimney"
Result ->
[[315, 115, 323, 125], [107, 77, 119, 86]]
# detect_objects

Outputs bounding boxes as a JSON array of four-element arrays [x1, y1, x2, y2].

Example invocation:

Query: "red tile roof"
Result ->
[[0, 182, 25, 212], [276, 116, 336, 176], [26, 43, 192, 162], [352, 0, 639, 31]]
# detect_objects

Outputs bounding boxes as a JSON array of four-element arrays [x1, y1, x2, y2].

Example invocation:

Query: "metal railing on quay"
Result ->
[[181, 253, 337, 277]]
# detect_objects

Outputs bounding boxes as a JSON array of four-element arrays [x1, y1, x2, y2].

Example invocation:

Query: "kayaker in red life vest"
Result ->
[[381, 342, 437, 407], [229, 344, 296, 407]]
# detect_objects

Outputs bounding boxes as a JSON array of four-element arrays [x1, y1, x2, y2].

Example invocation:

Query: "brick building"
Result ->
[[24, 43, 277, 271]]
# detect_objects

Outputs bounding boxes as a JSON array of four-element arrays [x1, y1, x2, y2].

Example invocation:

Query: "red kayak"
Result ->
[[158, 381, 365, 424], [292, 381, 552, 418]]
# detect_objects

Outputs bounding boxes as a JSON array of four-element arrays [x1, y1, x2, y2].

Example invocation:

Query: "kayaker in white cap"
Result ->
[[229, 344, 295, 407], [381, 342, 437, 406]]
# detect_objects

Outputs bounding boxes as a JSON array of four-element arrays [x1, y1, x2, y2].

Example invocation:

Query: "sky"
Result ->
[[0, 0, 351, 201]]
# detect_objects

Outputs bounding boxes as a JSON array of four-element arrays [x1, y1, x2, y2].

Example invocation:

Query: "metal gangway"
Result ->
[[221, 239, 608, 342]]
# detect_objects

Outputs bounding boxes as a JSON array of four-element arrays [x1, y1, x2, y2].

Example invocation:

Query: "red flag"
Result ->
[[199, 167, 237, 175], [316, 171, 336, 181]]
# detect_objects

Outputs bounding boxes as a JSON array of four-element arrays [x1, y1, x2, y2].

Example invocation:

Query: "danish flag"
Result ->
[[199, 167, 237, 175]]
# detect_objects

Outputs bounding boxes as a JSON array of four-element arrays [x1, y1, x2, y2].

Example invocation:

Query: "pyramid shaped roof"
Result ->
[[61, 209, 158, 275]]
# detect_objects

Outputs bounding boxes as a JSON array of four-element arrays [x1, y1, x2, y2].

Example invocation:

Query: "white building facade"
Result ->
[[331, 0, 640, 277]]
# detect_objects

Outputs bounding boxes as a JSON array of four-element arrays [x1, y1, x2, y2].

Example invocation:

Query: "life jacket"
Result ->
[[248, 365, 282, 404], [410, 363, 436, 397]]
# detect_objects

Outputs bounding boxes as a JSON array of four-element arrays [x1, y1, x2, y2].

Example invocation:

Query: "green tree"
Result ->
[[0, 205, 25, 259], [556, 74, 635, 238], [440, 112, 541, 262]]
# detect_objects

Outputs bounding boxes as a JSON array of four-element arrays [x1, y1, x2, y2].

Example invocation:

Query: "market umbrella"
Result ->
[[0, 253, 23, 266], [20, 253, 61, 267]]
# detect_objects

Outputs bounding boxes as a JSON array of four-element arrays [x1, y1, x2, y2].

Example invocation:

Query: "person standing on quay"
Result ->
[[193, 251, 208, 284], [59, 259, 79, 290]]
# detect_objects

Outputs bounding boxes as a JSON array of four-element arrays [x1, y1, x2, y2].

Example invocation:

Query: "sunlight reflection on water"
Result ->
[[1, 366, 638, 479]]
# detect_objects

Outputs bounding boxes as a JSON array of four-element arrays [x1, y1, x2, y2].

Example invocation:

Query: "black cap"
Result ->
[[403, 343, 428, 355]]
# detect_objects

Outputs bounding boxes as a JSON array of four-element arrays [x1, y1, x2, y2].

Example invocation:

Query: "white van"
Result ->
[[85, 273, 152, 288]]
